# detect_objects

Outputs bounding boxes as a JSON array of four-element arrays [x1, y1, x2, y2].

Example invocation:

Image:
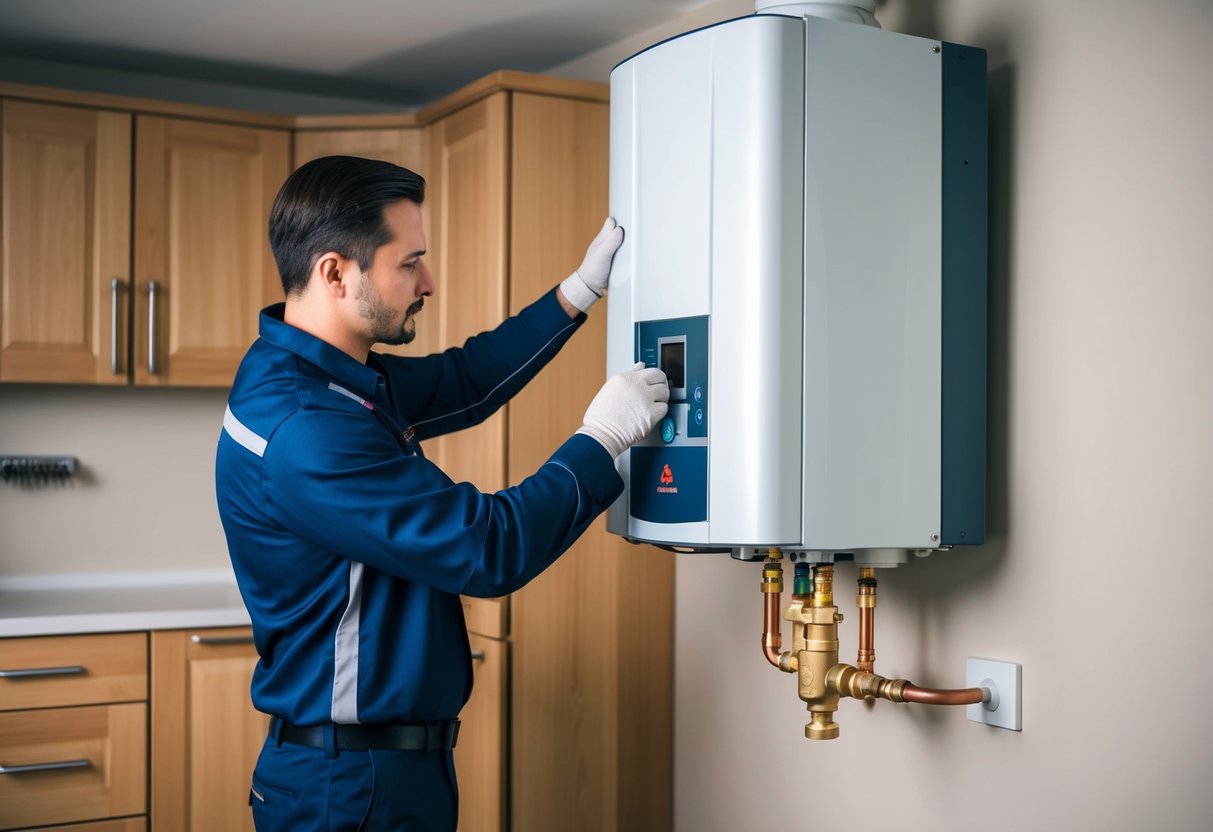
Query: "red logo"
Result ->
[[657, 463, 678, 494]]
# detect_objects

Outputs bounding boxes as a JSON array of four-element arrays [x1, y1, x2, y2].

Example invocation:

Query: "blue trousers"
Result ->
[[250, 734, 459, 831]]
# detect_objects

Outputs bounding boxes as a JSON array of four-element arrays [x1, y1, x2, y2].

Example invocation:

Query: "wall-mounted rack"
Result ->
[[0, 456, 78, 485]]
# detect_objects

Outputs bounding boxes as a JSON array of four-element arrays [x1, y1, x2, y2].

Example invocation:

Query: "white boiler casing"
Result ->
[[605, 13, 987, 555]]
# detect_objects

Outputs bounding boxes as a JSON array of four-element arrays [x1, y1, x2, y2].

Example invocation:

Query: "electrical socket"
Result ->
[[966, 657, 1021, 731]]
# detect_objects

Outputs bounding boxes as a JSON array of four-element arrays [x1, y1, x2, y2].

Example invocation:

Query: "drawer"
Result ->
[[0, 634, 147, 711], [0, 702, 146, 830], [461, 596, 509, 639], [10, 817, 146, 832]]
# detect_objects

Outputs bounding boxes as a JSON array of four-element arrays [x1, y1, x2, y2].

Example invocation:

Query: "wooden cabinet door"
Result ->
[[0, 703, 146, 829], [454, 633, 507, 832], [507, 93, 675, 832], [0, 99, 131, 383], [423, 94, 509, 491], [294, 127, 422, 170], [133, 116, 289, 387], [151, 628, 268, 832]]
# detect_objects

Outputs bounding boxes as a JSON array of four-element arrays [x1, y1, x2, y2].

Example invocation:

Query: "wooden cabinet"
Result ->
[[420, 80, 675, 832], [294, 125, 422, 171], [0, 633, 148, 830], [0, 99, 131, 384], [150, 627, 267, 832], [0, 91, 290, 387], [423, 93, 510, 490], [133, 117, 289, 387], [456, 632, 508, 832]]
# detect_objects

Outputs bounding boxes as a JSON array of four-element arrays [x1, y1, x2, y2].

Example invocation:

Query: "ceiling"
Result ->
[[0, 0, 712, 109]]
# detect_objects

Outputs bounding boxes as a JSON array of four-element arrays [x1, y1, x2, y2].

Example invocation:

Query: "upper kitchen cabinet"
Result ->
[[421, 92, 510, 491], [0, 85, 292, 387], [0, 99, 132, 384], [294, 122, 422, 170], [134, 116, 289, 386]]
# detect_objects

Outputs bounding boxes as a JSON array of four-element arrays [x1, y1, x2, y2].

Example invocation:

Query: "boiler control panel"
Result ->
[[631, 316, 709, 524]]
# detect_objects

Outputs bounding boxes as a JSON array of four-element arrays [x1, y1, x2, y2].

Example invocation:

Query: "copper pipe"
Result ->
[[901, 684, 986, 706], [760, 552, 785, 669], [763, 587, 783, 668], [827, 666, 987, 707], [856, 567, 877, 673]]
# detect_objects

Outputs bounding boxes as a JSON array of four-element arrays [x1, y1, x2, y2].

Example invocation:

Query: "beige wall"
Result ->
[[2, 0, 1212, 826], [0, 386, 231, 574], [555, 0, 1213, 830]]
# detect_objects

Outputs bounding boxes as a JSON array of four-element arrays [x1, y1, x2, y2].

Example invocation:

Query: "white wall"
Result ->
[[555, 0, 1213, 830]]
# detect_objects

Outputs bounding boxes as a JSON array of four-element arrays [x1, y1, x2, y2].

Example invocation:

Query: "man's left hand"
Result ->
[[559, 217, 624, 313]]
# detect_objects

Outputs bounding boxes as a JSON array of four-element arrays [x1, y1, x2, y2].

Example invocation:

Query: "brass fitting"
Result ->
[[777, 562, 986, 740], [787, 564, 844, 739], [827, 664, 908, 703]]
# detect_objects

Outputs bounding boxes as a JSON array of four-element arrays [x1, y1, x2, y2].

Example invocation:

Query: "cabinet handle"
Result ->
[[470, 651, 486, 662], [147, 280, 160, 375], [191, 634, 255, 646], [0, 665, 85, 679], [0, 759, 91, 775], [111, 278, 124, 375]]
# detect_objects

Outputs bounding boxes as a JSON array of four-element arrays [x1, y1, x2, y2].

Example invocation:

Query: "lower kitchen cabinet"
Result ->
[[150, 627, 267, 832], [0, 633, 148, 831], [456, 632, 509, 832], [12, 821, 146, 832]]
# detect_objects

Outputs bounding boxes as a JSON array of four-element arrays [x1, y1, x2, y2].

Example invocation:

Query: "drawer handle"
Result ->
[[0, 665, 85, 679], [191, 635, 255, 646], [470, 651, 486, 662], [0, 759, 91, 775]]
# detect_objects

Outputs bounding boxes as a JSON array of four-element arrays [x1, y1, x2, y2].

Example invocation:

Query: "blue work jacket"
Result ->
[[215, 289, 622, 726]]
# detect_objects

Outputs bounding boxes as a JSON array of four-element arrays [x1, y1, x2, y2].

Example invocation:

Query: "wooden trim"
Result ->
[[150, 630, 188, 832], [0, 81, 295, 130], [0, 72, 606, 134], [294, 112, 420, 130], [415, 71, 608, 125]]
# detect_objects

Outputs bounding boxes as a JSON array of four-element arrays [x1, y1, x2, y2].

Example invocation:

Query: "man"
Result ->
[[215, 155, 668, 830]]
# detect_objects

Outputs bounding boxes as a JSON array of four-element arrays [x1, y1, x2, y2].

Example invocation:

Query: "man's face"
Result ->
[[356, 199, 433, 346]]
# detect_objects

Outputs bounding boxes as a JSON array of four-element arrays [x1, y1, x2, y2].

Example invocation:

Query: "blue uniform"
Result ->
[[215, 289, 622, 829]]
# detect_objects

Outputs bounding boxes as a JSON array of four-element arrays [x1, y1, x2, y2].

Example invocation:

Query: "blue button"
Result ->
[[693, 386, 704, 403], [660, 416, 677, 444], [694, 409, 704, 426]]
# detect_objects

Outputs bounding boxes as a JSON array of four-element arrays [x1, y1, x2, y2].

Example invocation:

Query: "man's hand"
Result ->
[[576, 362, 669, 459], [559, 217, 624, 314]]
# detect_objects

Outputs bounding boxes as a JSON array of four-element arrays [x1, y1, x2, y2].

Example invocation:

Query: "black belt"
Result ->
[[270, 717, 460, 752]]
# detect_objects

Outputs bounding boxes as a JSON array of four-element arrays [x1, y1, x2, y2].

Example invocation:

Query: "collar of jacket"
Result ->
[[257, 303, 384, 402]]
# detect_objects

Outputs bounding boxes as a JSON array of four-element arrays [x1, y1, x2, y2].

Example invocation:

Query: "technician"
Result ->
[[214, 155, 668, 831]]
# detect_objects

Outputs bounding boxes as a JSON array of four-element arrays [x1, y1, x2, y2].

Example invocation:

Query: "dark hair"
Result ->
[[268, 155, 426, 296]]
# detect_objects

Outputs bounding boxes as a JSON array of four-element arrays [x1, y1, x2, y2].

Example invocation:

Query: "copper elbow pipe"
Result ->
[[856, 568, 876, 673], [763, 587, 783, 668], [760, 552, 785, 669], [901, 684, 987, 706]]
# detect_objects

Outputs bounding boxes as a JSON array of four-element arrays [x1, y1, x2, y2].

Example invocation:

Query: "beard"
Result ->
[[356, 274, 423, 346]]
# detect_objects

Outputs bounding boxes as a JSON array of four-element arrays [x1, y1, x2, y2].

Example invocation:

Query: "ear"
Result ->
[[312, 252, 356, 299]]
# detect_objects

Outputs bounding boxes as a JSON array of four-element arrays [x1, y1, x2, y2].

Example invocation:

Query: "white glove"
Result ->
[[576, 362, 670, 459], [559, 217, 624, 313]]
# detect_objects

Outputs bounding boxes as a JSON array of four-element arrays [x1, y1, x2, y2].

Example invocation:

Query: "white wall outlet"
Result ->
[[966, 657, 1022, 731]]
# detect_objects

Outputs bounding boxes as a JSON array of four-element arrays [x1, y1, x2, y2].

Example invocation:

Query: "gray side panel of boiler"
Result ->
[[940, 41, 988, 546]]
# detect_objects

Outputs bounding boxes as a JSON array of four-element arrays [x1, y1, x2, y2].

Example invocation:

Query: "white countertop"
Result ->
[[0, 570, 251, 637]]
